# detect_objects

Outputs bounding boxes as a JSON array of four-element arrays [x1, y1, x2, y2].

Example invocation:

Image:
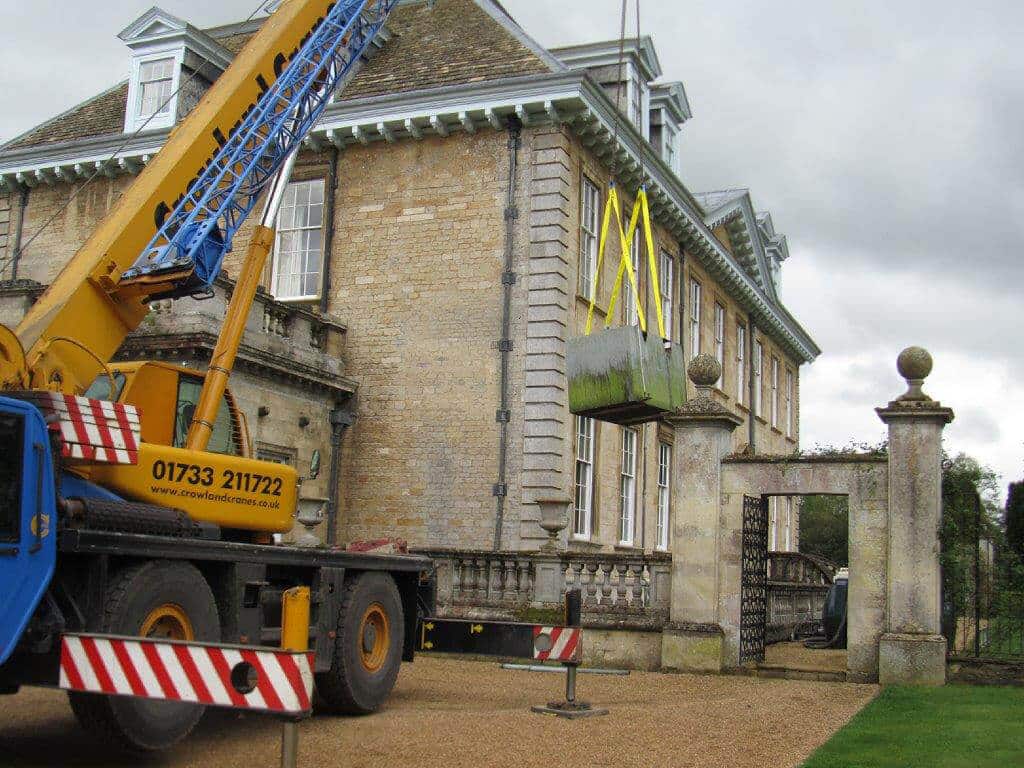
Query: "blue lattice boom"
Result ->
[[122, 0, 397, 292]]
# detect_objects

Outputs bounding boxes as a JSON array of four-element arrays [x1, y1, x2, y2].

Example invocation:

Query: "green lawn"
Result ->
[[802, 685, 1024, 768]]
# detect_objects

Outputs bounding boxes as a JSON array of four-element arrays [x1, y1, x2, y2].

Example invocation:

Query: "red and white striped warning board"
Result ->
[[11, 392, 140, 466], [59, 634, 314, 715], [532, 626, 582, 663]]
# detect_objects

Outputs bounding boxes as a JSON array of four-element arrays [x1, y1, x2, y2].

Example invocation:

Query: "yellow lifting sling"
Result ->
[[568, 182, 686, 426]]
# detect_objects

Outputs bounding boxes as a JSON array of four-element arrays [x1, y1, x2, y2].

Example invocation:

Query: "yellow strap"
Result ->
[[585, 184, 667, 340], [638, 189, 666, 340], [605, 197, 645, 333]]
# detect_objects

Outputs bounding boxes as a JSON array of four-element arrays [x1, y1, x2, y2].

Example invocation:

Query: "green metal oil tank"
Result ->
[[567, 326, 686, 426]]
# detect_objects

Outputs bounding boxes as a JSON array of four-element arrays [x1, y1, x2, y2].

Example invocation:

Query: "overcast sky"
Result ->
[[1, 0, 1021, 496]]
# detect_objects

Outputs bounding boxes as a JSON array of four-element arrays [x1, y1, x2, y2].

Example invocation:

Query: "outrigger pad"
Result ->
[[531, 701, 609, 719], [568, 326, 686, 426]]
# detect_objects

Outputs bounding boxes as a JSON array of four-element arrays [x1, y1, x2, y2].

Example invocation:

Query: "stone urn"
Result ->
[[294, 497, 328, 547], [536, 498, 571, 552]]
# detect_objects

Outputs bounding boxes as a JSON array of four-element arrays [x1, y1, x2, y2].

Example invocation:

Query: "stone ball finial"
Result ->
[[688, 353, 722, 388], [897, 346, 932, 381], [896, 346, 933, 402]]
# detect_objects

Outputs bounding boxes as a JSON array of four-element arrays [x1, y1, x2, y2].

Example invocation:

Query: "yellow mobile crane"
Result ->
[[0, 0, 430, 752]]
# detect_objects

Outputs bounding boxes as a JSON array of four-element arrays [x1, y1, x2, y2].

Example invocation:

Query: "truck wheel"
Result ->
[[316, 572, 404, 715], [68, 561, 220, 752]]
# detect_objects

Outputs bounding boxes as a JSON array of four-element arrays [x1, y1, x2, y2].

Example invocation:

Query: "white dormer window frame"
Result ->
[[662, 121, 679, 176], [625, 61, 650, 140], [125, 49, 184, 133]]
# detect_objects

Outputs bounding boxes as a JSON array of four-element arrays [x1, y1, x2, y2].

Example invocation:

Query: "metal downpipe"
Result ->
[[325, 404, 353, 545], [492, 117, 522, 551], [9, 187, 28, 280]]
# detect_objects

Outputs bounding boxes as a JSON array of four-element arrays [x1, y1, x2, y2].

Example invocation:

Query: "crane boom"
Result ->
[[1, 0, 396, 395]]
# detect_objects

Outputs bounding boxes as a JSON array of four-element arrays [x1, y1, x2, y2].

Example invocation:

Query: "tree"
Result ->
[[799, 495, 849, 567], [1006, 482, 1024, 559]]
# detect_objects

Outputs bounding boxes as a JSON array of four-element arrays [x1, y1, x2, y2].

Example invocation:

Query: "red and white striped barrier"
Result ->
[[12, 392, 141, 466], [59, 634, 314, 716], [532, 626, 582, 663]]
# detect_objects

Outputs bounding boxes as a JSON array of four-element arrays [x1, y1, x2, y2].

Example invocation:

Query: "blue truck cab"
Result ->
[[0, 396, 57, 665]]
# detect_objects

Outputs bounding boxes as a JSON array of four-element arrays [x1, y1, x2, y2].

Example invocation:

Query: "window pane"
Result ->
[[273, 180, 326, 299]]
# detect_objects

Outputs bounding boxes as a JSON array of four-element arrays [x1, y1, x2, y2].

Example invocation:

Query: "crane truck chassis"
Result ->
[[0, 392, 431, 751], [0, 0, 437, 753]]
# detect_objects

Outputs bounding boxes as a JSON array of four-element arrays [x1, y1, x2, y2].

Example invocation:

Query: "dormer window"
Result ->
[[138, 58, 176, 118], [118, 7, 233, 134], [649, 82, 691, 178], [551, 38, 661, 141]]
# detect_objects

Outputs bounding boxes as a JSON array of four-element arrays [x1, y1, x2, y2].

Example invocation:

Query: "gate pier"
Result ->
[[876, 347, 953, 685], [661, 356, 741, 674]]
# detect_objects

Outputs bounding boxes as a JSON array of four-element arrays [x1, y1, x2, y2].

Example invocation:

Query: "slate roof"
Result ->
[[4, 83, 131, 151], [1, 0, 552, 153]]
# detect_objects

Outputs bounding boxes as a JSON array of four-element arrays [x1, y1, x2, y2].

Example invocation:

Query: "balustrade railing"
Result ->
[[417, 548, 671, 628], [766, 551, 835, 641]]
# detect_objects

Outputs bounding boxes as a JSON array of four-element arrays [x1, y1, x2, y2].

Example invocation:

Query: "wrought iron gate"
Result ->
[[740, 495, 769, 665]]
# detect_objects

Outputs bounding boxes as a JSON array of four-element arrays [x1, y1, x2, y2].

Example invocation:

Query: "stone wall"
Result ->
[[324, 130, 513, 550], [11, 175, 133, 285]]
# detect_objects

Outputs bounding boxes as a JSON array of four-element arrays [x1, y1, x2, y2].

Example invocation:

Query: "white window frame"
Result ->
[[659, 250, 674, 341], [785, 368, 795, 438], [580, 177, 600, 299], [657, 442, 671, 551], [624, 225, 641, 326], [769, 496, 778, 551], [736, 324, 746, 405], [771, 356, 780, 429], [689, 279, 702, 358], [573, 416, 595, 540], [271, 178, 327, 301], [662, 123, 678, 175], [619, 428, 638, 546], [125, 50, 183, 133], [753, 341, 764, 418], [626, 62, 649, 139], [714, 303, 725, 390]]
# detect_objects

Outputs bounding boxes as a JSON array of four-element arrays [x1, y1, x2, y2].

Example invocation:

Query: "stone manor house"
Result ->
[[0, 0, 819, 557]]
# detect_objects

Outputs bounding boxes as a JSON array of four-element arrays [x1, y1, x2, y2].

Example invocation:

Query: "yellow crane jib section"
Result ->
[[7, 0, 342, 396], [584, 184, 666, 341]]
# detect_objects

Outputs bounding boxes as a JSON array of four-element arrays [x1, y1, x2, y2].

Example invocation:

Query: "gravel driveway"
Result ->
[[1, 657, 877, 768]]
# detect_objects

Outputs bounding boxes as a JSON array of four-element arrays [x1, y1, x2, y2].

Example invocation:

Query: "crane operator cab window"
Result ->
[[83, 372, 127, 403], [174, 376, 240, 456]]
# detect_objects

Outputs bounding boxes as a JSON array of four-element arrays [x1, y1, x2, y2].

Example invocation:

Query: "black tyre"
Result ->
[[315, 572, 404, 715], [68, 561, 220, 753]]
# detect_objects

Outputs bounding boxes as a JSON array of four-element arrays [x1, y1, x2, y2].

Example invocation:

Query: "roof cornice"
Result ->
[[0, 70, 818, 362]]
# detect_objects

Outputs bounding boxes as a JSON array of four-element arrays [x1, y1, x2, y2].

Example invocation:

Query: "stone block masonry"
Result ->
[[520, 126, 574, 549], [327, 131, 513, 550]]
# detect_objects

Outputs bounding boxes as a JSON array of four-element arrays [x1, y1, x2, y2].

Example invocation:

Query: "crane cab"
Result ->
[[84, 361, 251, 457], [79, 361, 298, 536]]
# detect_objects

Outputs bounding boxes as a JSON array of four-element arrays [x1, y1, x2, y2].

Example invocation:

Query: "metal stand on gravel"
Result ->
[[531, 590, 609, 719]]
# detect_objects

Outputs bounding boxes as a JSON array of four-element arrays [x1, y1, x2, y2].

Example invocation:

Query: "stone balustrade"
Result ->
[[766, 551, 835, 642], [417, 549, 671, 629], [117, 276, 355, 397]]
